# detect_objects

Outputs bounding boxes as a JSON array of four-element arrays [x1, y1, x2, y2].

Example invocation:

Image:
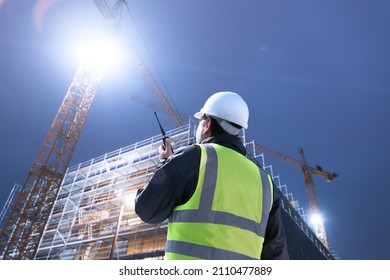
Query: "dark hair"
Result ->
[[209, 117, 225, 136], [202, 114, 241, 136]]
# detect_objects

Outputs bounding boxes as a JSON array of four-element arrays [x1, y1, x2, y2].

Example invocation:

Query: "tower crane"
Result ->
[[0, 0, 125, 260], [0, 0, 181, 259], [255, 143, 338, 249], [0, 59, 104, 259]]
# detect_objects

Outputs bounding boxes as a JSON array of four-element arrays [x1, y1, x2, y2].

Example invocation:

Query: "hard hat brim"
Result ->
[[194, 111, 202, 119]]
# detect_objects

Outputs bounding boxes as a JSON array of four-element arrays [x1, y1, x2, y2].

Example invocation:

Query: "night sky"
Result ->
[[1, 0, 389, 260]]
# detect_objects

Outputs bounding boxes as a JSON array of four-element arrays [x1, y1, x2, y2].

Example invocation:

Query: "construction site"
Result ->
[[0, 1, 338, 260], [0, 119, 334, 260]]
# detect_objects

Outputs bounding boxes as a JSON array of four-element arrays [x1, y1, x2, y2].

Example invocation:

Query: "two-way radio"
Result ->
[[154, 111, 173, 153]]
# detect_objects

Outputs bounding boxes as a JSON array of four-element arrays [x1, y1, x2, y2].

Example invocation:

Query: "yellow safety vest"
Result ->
[[165, 143, 273, 260]]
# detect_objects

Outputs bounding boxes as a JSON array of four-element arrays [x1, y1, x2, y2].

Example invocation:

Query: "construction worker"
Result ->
[[135, 91, 289, 260]]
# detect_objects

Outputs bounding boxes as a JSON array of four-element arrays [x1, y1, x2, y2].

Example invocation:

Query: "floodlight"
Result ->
[[309, 212, 324, 227], [75, 35, 125, 71]]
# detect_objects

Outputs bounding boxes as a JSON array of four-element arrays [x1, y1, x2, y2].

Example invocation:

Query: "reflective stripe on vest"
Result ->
[[165, 144, 273, 260]]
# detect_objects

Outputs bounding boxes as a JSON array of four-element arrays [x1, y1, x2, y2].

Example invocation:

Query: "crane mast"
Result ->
[[255, 144, 337, 249], [0, 60, 103, 259], [298, 148, 329, 249]]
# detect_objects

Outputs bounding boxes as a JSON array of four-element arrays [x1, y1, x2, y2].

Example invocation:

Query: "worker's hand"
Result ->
[[158, 138, 174, 159]]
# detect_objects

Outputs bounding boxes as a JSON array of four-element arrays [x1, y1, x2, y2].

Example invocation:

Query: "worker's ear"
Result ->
[[203, 117, 212, 135]]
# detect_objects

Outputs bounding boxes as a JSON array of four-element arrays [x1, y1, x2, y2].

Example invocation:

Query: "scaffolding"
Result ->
[[0, 184, 21, 229], [35, 122, 194, 260], [28, 120, 331, 260]]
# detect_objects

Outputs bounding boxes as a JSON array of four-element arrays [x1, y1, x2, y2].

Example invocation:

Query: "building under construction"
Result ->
[[0, 120, 333, 260]]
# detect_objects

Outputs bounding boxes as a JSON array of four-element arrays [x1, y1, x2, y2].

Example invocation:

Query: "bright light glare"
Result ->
[[122, 190, 137, 211], [75, 36, 125, 71], [309, 213, 324, 226]]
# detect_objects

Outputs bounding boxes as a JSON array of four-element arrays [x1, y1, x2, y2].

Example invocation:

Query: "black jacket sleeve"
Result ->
[[261, 182, 290, 260], [135, 145, 200, 224]]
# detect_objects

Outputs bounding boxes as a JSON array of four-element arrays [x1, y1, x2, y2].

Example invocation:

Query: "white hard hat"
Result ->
[[194, 91, 249, 134]]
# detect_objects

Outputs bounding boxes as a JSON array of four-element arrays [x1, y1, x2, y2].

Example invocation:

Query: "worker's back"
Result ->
[[165, 143, 273, 260]]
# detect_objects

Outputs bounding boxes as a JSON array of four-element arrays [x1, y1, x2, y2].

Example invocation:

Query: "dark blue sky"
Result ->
[[1, 0, 389, 260]]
